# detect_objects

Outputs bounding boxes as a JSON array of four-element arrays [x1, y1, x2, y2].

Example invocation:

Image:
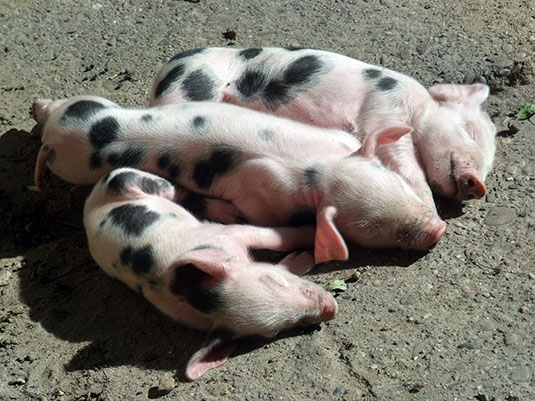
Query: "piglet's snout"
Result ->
[[457, 173, 486, 200], [421, 219, 447, 249], [300, 284, 338, 322]]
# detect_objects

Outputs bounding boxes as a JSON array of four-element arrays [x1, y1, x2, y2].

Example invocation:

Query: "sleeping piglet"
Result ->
[[32, 96, 445, 261], [150, 47, 496, 201], [83, 167, 337, 380]]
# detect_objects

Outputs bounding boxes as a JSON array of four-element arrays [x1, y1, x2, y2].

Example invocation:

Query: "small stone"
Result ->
[[504, 333, 519, 346], [380, 54, 387, 65], [484, 207, 516, 226], [416, 44, 429, 55], [457, 342, 477, 349], [503, 44, 513, 53], [407, 316, 415, 323], [333, 387, 344, 396], [485, 193, 496, 202], [495, 57, 514, 68], [479, 320, 495, 331], [510, 365, 531, 382], [519, 305, 529, 313], [0, 269, 11, 286], [380, 0, 392, 6], [519, 210, 527, 217], [158, 376, 176, 393], [528, 272, 535, 280], [158, 39, 171, 46], [8, 378, 26, 385], [399, 48, 411, 59]]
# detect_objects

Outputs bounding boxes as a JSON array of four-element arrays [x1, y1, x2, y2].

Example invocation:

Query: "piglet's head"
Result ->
[[317, 126, 446, 254], [169, 248, 337, 380], [416, 83, 496, 200]]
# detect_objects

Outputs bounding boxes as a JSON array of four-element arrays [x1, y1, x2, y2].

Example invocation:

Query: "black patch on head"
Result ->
[[107, 170, 137, 194], [364, 69, 382, 80], [168, 163, 181, 179], [181, 192, 207, 217], [192, 145, 243, 189], [109, 204, 159, 236], [263, 79, 290, 109], [239, 48, 262, 60], [154, 64, 186, 99], [120, 244, 155, 275], [141, 114, 154, 123], [139, 176, 171, 195], [303, 164, 324, 189], [169, 48, 205, 62], [288, 210, 316, 226], [88, 116, 121, 149], [236, 70, 268, 98], [89, 151, 103, 169], [284, 55, 322, 86], [258, 129, 274, 141], [48, 148, 57, 163], [377, 76, 398, 91], [61, 100, 106, 122], [181, 69, 215, 101], [191, 115, 209, 136], [169, 263, 223, 313], [107, 145, 147, 167], [157, 153, 171, 170]]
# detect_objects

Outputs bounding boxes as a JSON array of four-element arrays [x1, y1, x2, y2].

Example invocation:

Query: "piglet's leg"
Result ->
[[231, 225, 316, 252]]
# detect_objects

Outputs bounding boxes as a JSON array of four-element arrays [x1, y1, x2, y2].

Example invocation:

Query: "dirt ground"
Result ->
[[1, 0, 534, 400]]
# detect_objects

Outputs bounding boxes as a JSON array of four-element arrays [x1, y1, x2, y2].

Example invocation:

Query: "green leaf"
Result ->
[[327, 279, 347, 293], [516, 104, 535, 120]]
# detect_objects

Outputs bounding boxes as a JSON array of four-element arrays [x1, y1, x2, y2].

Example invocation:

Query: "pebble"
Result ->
[[494, 57, 514, 69], [479, 320, 495, 331], [510, 365, 531, 382], [380, 0, 392, 6], [380, 54, 388, 65], [416, 43, 429, 55], [457, 342, 477, 350], [504, 333, 519, 346], [485, 193, 496, 203], [399, 48, 411, 59], [333, 387, 344, 396], [0, 269, 11, 286], [484, 207, 516, 226], [157, 376, 176, 393]]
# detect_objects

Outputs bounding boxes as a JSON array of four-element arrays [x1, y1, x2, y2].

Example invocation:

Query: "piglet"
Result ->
[[150, 47, 495, 201], [83, 167, 337, 380], [32, 96, 444, 260]]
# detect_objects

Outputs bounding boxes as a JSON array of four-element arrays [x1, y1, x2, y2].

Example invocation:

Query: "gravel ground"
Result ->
[[1, 0, 534, 400]]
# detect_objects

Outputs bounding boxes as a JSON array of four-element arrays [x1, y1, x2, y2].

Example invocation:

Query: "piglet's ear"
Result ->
[[354, 125, 412, 159], [186, 336, 238, 380], [183, 249, 230, 279], [428, 83, 489, 108], [315, 206, 349, 263]]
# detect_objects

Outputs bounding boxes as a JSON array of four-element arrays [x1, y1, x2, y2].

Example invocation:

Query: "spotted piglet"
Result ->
[[33, 96, 445, 261], [150, 47, 496, 201], [83, 167, 337, 380]]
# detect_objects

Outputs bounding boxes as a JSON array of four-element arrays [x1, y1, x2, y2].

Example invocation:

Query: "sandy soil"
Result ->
[[1, 0, 534, 400]]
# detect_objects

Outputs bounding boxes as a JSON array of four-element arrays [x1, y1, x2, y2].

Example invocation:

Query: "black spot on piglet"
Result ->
[[61, 100, 106, 122], [376, 76, 398, 91], [182, 69, 216, 101], [237, 70, 268, 98], [169, 263, 223, 313], [109, 204, 159, 236], [107, 145, 147, 167], [154, 64, 186, 99], [364, 68, 382, 80], [107, 170, 138, 194], [192, 145, 242, 189], [120, 244, 155, 275], [284, 55, 322, 86], [88, 116, 120, 149], [239, 48, 263, 60]]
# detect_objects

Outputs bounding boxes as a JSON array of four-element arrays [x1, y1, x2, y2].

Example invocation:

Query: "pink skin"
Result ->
[[150, 47, 495, 201], [33, 96, 444, 257], [84, 167, 337, 380]]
